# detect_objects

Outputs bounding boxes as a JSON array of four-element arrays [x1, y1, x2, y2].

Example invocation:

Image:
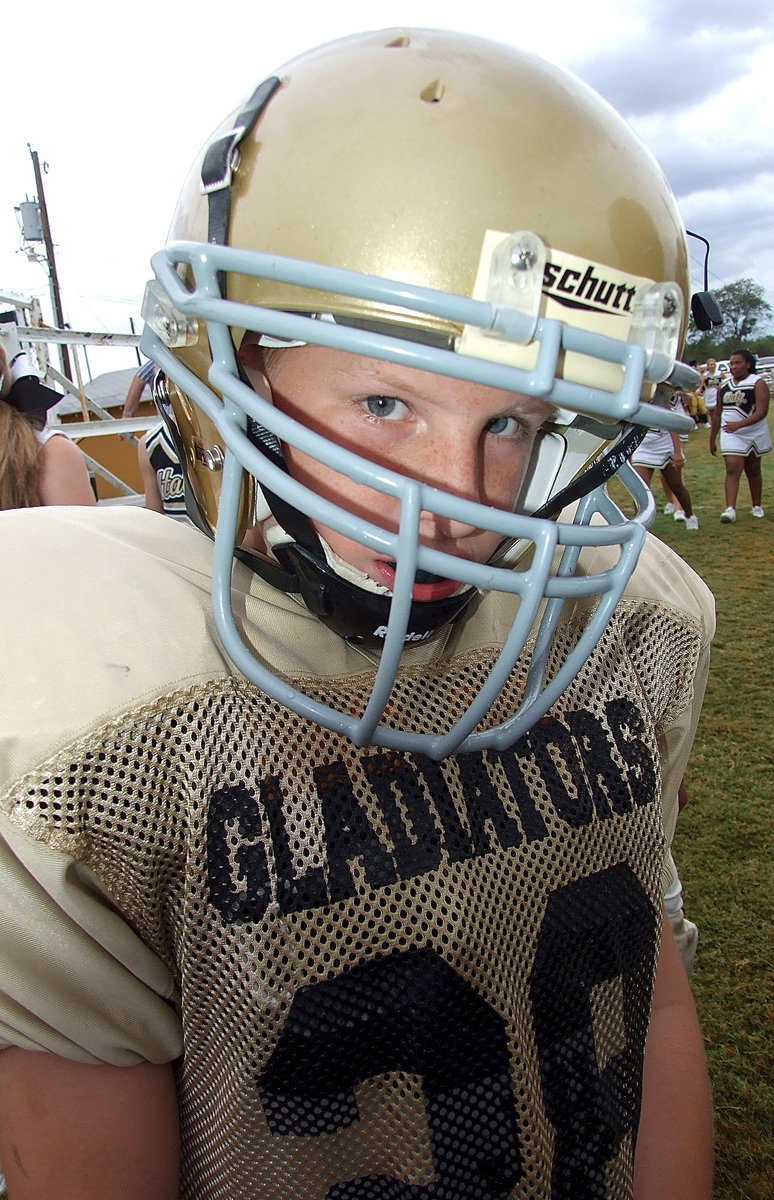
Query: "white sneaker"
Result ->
[[720, 506, 736, 523], [751, 506, 765, 518], [663, 502, 676, 515], [685, 515, 699, 530], [673, 509, 686, 522]]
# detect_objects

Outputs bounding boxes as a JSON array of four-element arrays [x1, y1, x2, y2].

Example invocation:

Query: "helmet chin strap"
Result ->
[[244, 459, 477, 644], [265, 525, 390, 596], [531, 424, 646, 521]]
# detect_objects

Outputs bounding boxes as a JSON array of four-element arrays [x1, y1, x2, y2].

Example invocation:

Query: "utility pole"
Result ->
[[27, 145, 72, 380]]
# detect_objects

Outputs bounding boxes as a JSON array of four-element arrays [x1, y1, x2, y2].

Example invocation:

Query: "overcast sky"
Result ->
[[2, 0, 772, 376]]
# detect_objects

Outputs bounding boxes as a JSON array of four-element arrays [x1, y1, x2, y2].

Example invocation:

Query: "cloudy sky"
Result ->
[[1, 0, 772, 375]]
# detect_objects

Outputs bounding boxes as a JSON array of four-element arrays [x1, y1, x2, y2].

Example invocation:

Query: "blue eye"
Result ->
[[487, 415, 521, 436], [364, 395, 406, 420]]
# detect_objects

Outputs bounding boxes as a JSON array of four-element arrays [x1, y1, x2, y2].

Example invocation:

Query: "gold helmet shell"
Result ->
[[172, 28, 687, 330], [155, 27, 690, 538]]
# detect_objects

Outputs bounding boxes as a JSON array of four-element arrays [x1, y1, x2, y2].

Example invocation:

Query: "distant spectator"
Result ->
[[0, 331, 95, 510], [137, 421, 188, 519], [632, 385, 699, 530], [122, 358, 157, 418], [683, 361, 708, 425], [710, 348, 771, 522], [701, 357, 722, 415]]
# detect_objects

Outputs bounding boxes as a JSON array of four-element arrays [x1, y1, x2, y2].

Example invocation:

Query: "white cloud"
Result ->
[[574, 29, 774, 310]]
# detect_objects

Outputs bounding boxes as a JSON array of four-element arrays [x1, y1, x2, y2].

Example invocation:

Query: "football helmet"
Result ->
[[142, 28, 696, 756]]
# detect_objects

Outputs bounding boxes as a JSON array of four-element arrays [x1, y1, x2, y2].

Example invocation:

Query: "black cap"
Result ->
[[4, 374, 64, 416]]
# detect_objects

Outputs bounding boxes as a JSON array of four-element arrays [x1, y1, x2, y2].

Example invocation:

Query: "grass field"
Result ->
[[612, 415, 773, 1198]]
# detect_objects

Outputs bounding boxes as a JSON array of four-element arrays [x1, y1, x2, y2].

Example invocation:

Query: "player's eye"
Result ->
[[486, 414, 523, 437], [363, 395, 408, 420]]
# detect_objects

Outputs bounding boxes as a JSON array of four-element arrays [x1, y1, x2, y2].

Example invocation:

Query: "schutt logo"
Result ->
[[543, 262, 637, 316]]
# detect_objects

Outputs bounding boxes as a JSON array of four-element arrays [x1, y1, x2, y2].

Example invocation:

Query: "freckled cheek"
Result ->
[[282, 446, 399, 529], [482, 449, 531, 510], [282, 442, 529, 530]]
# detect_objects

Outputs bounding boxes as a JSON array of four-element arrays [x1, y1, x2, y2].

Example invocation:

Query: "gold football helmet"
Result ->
[[142, 28, 696, 754]]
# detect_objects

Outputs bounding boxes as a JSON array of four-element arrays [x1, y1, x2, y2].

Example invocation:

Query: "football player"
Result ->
[[0, 30, 713, 1199]]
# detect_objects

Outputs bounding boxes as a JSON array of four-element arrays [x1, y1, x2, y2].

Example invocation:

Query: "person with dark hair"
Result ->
[[710, 348, 771, 521], [701, 357, 722, 417]]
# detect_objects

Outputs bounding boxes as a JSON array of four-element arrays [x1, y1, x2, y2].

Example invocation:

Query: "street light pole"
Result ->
[[28, 144, 72, 380]]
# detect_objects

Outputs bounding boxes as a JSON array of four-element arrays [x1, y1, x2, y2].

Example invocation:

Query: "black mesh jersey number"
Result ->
[[259, 946, 520, 1198], [531, 864, 657, 1197], [257, 866, 656, 1199]]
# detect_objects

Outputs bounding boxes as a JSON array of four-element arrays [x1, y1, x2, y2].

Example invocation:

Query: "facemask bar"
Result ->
[[205, 432, 651, 757], [151, 325, 639, 592], [145, 242, 697, 430], [141, 240, 678, 756]]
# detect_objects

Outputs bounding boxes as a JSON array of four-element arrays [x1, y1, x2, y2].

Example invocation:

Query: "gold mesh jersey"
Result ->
[[0, 507, 714, 1199]]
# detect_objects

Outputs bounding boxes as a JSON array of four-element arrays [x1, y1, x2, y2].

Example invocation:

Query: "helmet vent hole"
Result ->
[[420, 79, 445, 103], [386, 35, 411, 48]]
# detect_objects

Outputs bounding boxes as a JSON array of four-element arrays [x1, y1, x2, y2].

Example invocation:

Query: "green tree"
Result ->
[[684, 330, 716, 361], [711, 278, 773, 342]]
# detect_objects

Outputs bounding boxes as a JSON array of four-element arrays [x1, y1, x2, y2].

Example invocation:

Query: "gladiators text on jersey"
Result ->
[[206, 695, 656, 924]]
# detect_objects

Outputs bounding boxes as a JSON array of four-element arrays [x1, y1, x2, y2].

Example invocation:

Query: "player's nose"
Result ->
[[415, 433, 485, 541]]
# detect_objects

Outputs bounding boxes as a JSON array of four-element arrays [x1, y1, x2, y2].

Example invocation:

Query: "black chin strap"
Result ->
[[532, 423, 647, 520]]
